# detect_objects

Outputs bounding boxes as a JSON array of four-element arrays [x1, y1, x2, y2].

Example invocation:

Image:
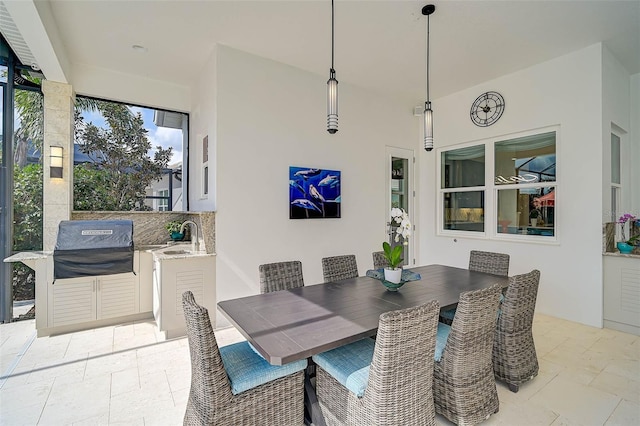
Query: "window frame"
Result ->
[[437, 126, 560, 244], [437, 141, 487, 238], [157, 189, 169, 211]]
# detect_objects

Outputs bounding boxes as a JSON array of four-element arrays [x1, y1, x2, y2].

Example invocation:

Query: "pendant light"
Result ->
[[327, 0, 338, 134], [422, 4, 435, 151]]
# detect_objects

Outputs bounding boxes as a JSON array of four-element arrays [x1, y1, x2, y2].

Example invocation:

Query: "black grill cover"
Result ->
[[54, 220, 134, 280]]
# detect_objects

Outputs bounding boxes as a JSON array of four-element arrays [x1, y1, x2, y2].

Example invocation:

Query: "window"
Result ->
[[441, 145, 485, 232], [610, 133, 621, 222], [202, 135, 209, 197], [73, 96, 186, 211], [439, 129, 557, 241], [495, 132, 556, 237], [157, 189, 169, 211]]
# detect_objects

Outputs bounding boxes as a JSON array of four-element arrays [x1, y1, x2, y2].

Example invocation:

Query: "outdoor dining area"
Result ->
[[182, 250, 540, 425]]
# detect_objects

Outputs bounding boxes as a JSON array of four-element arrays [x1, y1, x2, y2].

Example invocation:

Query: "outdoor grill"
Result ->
[[53, 220, 134, 280]]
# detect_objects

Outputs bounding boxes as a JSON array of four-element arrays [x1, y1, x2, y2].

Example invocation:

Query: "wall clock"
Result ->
[[470, 91, 505, 127]]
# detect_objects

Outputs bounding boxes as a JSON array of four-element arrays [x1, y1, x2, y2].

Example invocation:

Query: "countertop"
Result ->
[[3, 251, 51, 262], [603, 251, 640, 259], [4, 245, 216, 263]]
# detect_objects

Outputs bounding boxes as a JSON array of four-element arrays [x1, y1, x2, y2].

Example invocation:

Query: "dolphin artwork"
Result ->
[[289, 179, 306, 196], [308, 184, 325, 202], [294, 168, 321, 180], [291, 199, 322, 213], [318, 174, 339, 187]]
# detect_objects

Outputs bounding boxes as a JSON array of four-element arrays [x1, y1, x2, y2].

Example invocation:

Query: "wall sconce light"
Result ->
[[50, 146, 63, 178]]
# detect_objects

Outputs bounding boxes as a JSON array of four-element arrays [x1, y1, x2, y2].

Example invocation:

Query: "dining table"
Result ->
[[217, 263, 509, 426]]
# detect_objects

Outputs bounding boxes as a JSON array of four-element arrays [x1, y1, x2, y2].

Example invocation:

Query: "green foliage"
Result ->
[[13, 164, 43, 251], [165, 220, 183, 233], [382, 241, 404, 269], [74, 102, 172, 211]]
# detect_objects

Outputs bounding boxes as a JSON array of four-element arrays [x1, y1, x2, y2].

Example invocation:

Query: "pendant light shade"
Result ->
[[327, 0, 338, 134], [424, 101, 433, 151], [422, 4, 435, 151], [327, 68, 338, 134]]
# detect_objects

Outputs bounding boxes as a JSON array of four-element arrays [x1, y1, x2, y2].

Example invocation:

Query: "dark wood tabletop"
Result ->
[[217, 264, 508, 365]]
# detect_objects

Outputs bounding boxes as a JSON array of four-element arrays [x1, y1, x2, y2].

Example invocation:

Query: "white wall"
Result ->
[[70, 63, 190, 113], [189, 46, 218, 212], [208, 46, 419, 326], [630, 73, 640, 214], [419, 44, 606, 327], [602, 45, 632, 221]]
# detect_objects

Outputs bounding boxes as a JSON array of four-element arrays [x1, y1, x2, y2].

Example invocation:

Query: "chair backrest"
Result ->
[[442, 284, 502, 365], [321, 255, 358, 282], [182, 291, 233, 414], [368, 300, 440, 422], [259, 261, 304, 293], [499, 269, 540, 334], [372, 251, 389, 270], [469, 250, 510, 276]]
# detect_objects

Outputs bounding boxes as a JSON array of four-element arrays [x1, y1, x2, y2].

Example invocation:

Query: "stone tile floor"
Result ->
[[0, 313, 638, 425]]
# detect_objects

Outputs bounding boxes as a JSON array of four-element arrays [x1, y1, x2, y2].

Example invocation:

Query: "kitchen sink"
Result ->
[[161, 250, 190, 255]]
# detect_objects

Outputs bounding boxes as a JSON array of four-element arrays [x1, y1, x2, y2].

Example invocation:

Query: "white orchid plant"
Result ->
[[382, 208, 412, 270], [391, 207, 412, 243]]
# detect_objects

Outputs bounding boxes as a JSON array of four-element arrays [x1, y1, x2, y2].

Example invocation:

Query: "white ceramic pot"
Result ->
[[530, 218, 538, 227], [384, 267, 402, 284]]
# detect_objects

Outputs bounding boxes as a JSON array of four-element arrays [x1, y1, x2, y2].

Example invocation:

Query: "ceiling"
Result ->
[[4, 0, 640, 106]]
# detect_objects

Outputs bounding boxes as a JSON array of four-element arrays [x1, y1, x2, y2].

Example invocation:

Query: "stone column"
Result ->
[[42, 81, 74, 251]]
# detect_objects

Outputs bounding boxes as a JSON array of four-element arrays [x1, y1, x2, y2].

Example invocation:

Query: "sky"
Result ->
[[80, 105, 183, 165]]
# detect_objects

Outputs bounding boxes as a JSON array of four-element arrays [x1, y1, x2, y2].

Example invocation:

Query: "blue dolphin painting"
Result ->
[[294, 168, 321, 180], [291, 199, 322, 213]]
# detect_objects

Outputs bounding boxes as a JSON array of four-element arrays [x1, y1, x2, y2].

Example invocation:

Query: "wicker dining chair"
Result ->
[[321, 255, 358, 282], [259, 260, 304, 293], [182, 291, 306, 425], [434, 284, 502, 425], [440, 250, 510, 325], [468, 250, 510, 276], [493, 269, 541, 392], [312, 300, 440, 426], [372, 251, 390, 270]]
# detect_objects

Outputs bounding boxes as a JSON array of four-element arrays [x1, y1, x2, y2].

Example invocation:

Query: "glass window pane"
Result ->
[[441, 145, 485, 188], [611, 133, 620, 184], [0, 64, 7, 83], [443, 191, 484, 232], [496, 187, 555, 237], [611, 187, 619, 222], [495, 132, 556, 185]]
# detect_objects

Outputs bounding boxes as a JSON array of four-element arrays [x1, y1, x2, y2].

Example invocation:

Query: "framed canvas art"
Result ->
[[289, 167, 341, 219]]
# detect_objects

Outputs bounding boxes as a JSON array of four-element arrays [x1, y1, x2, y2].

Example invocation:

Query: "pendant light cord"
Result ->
[[331, 0, 335, 72], [426, 13, 430, 102]]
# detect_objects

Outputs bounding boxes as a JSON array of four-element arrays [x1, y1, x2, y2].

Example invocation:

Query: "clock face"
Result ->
[[470, 91, 505, 127]]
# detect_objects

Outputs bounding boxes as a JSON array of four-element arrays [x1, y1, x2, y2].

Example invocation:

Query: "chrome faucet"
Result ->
[[180, 220, 200, 252]]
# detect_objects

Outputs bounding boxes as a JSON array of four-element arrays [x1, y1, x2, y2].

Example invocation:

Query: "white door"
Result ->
[[385, 147, 415, 266]]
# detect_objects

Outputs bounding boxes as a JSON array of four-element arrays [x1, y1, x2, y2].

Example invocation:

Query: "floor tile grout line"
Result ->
[[0, 330, 36, 389]]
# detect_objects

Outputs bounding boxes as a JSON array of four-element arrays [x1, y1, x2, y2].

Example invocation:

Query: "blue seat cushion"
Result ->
[[247, 342, 264, 358], [312, 338, 376, 398], [440, 308, 456, 321], [219, 341, 307, 395], [435, 323, 451, 362]]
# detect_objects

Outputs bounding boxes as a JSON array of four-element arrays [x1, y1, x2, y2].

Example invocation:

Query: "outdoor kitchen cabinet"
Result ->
[[49, 272, 139, 326], [153, 252, 216, 339], [47, 252, 143, 329]]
